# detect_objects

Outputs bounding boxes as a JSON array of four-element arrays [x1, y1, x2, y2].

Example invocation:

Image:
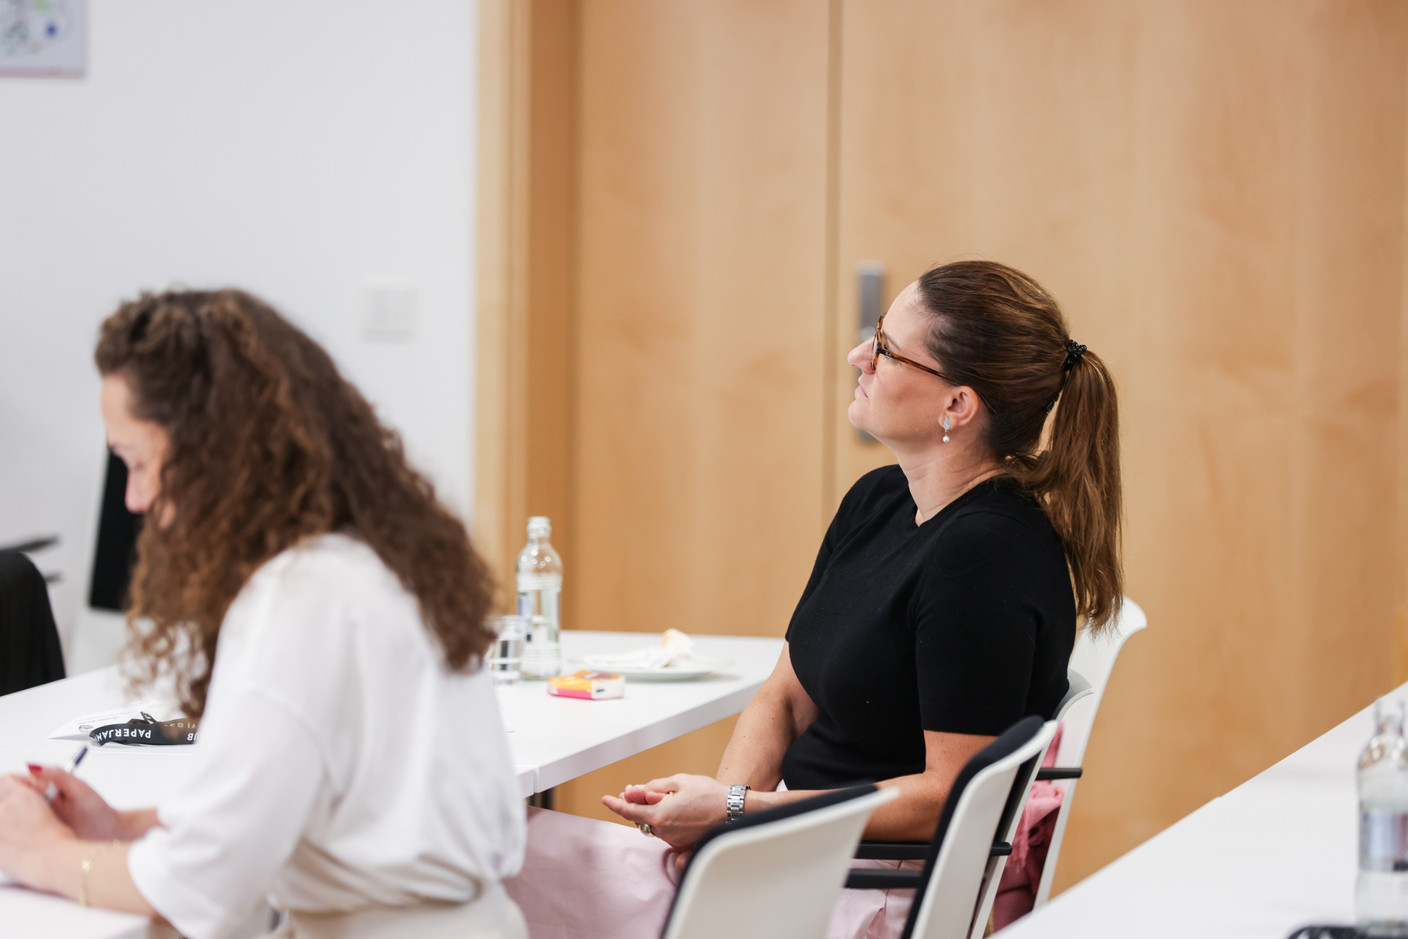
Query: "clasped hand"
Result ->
[[0, 765, 125, 881], [601, 773, 728, 850]]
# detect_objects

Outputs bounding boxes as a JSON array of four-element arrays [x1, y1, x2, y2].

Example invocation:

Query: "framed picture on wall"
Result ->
[[1, 0, 85, 78]]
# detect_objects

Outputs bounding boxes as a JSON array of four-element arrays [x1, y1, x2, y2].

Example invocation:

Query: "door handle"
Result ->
[[857, 261, 884, 341], [855, 262, 884, 443]]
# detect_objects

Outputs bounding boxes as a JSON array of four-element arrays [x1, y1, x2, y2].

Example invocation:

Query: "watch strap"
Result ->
[[726, 784, 750, 824]]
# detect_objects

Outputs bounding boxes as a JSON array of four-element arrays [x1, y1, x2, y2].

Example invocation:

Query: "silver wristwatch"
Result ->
[[726, 784, 750, 824]]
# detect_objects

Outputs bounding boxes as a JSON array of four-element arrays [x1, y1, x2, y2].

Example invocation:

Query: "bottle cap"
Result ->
[[527, 516, 552, 538]]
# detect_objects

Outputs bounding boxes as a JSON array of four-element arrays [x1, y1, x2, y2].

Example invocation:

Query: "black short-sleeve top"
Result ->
[[781, 466, 1076, 790]]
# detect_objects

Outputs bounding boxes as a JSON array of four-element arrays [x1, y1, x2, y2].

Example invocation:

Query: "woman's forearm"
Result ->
[[30, 838, 158, 916], [739, 729, 995, 842], [715, 686, 810, 789], [715, 645, 819, 789], [740, 773, 949, 843], [115, 808, 160, 842]]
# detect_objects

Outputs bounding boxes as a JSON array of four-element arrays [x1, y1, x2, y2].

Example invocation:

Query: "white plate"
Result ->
[[579, 656, 732, 681]]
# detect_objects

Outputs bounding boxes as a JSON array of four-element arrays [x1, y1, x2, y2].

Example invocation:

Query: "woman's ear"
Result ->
[[941, 386, 984, 431]]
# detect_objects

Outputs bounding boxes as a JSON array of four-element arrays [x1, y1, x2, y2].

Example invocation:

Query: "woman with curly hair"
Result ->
[[0, 289, 526, 938]]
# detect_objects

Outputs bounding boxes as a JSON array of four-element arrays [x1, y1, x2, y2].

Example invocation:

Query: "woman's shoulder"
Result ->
[[950, 477, 1048, 523], [927, 479, 1062, 571], [244, 532, 390, 595], [841, 464, 908, 506], [227, 533, 406, 642], [217, 533, 428, 689], [828, 465, 909, 532]]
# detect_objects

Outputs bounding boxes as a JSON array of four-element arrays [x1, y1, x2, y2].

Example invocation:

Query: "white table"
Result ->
[[500, 631, 783, 792], [0, 630, 783, 939], [1002, 686, 1398, 939]]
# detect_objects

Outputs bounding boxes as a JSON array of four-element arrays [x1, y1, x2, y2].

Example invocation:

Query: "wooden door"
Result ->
[[479, 0, 1408, 884], [831, 0, 1408, 886], [571, 0, 833, 643], [478, 0, 836, 820]]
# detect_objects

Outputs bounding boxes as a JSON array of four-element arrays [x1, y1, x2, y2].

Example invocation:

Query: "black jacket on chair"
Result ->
[[0, 550, 66, 695]]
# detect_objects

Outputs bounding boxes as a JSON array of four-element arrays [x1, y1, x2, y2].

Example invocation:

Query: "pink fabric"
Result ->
[[505, 808, 916, 939], [991, 725, 1067, 932], [827, 858, 918, 939], [508, 725, 1073, 938], [505, 808, 679, 939]]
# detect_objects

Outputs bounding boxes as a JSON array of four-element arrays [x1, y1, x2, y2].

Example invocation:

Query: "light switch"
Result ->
[[361, 285, 417, 341]]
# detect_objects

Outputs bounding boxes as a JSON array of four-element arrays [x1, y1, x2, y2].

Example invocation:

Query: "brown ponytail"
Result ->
[[914, 261, 1123, 632]]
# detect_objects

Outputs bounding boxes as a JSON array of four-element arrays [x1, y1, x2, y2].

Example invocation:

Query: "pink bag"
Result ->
[[991, 725, 1066, 931]]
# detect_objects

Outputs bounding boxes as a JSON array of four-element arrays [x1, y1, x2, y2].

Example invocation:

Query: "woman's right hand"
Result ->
[[22, 764, 122, 841], [602, 774, 729, 849]]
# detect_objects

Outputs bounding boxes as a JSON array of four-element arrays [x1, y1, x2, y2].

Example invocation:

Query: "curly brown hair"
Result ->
[[95, 288, 496, 717]]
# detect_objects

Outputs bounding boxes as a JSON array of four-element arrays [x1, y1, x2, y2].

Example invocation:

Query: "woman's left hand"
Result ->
[[0, 774, 75, 883], [601, 774, 729, 849]]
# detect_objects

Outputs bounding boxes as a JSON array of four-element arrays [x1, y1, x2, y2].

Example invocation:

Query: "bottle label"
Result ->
[[1362, 808, 1408, 872], [516, 573, 562, 592]]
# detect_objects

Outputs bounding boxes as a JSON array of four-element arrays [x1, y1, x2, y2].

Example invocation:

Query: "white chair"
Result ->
[[966, 672, 1094, 938], [1030, 596, 1148, 907], [904, 717, 1055, 939], [660, 784, 898, 939], [844, 717, 1056, 939]]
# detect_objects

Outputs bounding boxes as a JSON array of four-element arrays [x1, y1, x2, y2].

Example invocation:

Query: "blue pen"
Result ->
[[44, 744, 89, 804]]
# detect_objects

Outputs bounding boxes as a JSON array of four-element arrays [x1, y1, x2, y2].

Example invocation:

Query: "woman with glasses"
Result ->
[[0, 289, 527, 938], [508, 259, 1123, 938]]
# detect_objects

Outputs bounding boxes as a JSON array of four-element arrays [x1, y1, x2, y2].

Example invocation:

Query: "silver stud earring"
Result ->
[[942, 416, 951, 443]]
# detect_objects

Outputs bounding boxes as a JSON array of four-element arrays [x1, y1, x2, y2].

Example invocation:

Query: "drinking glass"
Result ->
[[487, 615, 525, 685]]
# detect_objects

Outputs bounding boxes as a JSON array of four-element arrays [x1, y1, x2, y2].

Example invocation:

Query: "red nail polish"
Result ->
[[26, 763, 41, 773]]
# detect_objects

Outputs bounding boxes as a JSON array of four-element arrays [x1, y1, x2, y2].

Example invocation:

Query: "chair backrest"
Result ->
[[661, 784, 898, 939], [1058, 596, 1147, 769], [1032, 595, 1147, 907], [966, 674, 1093, 938], [904, 716, 1055, 939], [0, 549, 66, 696]]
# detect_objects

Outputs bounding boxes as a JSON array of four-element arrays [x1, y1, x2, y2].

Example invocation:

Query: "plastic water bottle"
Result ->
[[1358, 696, 1408, 935], [515, 516, 563, 679]]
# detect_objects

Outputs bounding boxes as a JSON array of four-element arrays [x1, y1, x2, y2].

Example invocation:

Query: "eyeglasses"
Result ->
[[871, 309, 953, 382]]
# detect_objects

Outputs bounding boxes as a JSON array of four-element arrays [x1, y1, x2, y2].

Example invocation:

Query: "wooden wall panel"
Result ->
[[479, 0, 1408, 887], [474, 0, 524, 589], [556, 0, 832, 819], [1401, 72, 1408, 689], [569, 0, 832, 639], [832, 0, 1149, 879], [475, 0, 577, 607], [830, 1, 1143, 499], [1071, 0, 1407, 887], [831, 0, 1407, 886]]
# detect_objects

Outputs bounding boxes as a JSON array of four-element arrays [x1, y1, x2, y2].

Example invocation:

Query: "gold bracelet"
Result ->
[[79, 857, 92, 907], [78, 840, 121, 907]]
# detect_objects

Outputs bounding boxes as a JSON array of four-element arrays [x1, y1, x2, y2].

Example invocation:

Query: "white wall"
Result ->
[[0, 2, 479, 672]]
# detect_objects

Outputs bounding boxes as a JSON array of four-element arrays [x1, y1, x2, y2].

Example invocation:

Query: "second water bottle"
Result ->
[[1358, 696, 1408, 936], [515, 516, 562, 679]]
